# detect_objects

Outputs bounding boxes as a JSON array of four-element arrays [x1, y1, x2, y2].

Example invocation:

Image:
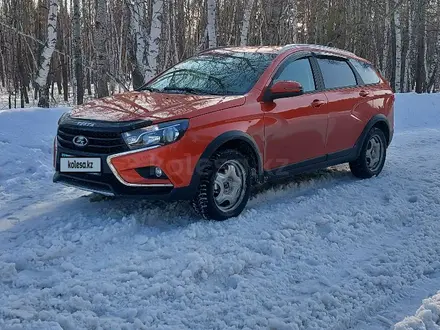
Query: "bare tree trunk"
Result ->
[[403, 1, 413, 92], [414, 0, 426, 94], [394, 1, 402, 92], [35, 0, 59, 107], [73, 0, 84, 104], [434, 0, 440, 92], [129, 0, 148, 86], [239, 0, 255, 46], [291, 0, 297, 43], [170, 0, 179, 63], [145, 0, 164, 81], [381, 0, 390, 76], [423, 23, 429, 91], [266, 0, 284, 45], [207, 0, 217, 48], [95, 0, 109, 98], [427, 26, 439, 92]]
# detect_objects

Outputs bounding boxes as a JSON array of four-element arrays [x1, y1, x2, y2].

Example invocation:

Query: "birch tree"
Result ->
[[145, 0, 164, 81], [35, 0, 59, 108], [239, 0, 255, 46], [95, 0, 109, 98], [207, 0, 217, 48], [403, 1, 413, 92], [129, 0, 148, 87]]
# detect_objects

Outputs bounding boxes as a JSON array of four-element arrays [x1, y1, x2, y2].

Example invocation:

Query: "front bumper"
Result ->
[[53, 172, 195, 200], [54, 117, 202, 200], [53, 145, 196, 200]]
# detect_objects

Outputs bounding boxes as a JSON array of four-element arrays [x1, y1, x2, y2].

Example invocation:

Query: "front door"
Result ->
[[263, 56, 328, 172]]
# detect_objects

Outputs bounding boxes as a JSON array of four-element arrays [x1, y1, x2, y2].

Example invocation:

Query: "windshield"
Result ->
[[142, 52, 276, 96]]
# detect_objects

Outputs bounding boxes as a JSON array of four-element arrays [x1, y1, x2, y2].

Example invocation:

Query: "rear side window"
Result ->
[[349, 59, 381, 85], [273, 58, 316, 92], [317, 57, 357, 89]]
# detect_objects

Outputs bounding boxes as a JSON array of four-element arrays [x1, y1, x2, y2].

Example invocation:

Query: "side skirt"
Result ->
[[264, 148, 358, 180]]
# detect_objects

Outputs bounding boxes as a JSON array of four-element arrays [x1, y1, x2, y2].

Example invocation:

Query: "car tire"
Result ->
[[349, 127, 387, 179], [191, 149, 251, 221]]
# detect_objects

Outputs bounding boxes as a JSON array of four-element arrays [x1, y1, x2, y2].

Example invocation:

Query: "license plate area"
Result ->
[[60, 157, 101, 173]]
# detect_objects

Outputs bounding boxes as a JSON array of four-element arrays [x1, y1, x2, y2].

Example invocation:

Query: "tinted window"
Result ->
[[317, 57, 357, 89], [273, 58, 316, 92], [145, 52, 276, 95], [349, 59, 381, 85]]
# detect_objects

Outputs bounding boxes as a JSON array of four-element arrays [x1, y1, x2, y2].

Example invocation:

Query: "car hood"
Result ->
[[70, 91, 246, 123]]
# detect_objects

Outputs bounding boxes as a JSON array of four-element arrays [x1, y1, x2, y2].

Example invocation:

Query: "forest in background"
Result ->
[[0, 0, 439, 108]]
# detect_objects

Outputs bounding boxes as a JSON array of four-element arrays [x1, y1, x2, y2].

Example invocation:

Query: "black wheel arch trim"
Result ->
[[354, 114, 391, 157], [189, 131, 263, 191]]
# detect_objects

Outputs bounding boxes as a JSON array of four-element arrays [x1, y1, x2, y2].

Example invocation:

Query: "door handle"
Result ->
[[359, 90, 370, 97], [311, 99, 326, 108]]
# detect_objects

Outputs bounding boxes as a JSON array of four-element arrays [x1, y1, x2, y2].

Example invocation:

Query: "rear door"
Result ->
[[313, 55, 368, 155]]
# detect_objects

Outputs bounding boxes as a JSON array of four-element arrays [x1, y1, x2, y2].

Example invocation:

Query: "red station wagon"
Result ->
[[54, 44, 395, 220]]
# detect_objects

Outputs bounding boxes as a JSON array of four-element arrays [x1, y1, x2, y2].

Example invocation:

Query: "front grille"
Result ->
[[57, 173, 115, 195], [57, 126, 128, 154]]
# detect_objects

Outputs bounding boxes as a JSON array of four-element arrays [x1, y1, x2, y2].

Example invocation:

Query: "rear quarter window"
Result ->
[[316, 57, 357, 89], [349, 59, 381, 85]]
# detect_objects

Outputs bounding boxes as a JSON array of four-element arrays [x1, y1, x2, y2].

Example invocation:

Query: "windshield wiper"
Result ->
[[162, 87, 207, 95], [138, 86, 161, 92]]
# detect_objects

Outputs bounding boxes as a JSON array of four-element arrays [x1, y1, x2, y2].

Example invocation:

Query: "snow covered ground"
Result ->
[[1, 93, 440, 330]]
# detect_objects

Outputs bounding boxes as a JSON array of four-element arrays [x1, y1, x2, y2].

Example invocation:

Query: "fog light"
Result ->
[[155, 167, 163, 178]]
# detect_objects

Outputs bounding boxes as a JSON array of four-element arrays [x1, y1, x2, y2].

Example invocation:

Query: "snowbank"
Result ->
[[0, 107, 68, 229], [0, 107, 67, 185], [394, 292, 440, 329], [394, 93, 440, 131]]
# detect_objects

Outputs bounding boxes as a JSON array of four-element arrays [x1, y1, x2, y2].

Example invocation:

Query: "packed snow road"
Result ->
[[1, 94, 440, 330]]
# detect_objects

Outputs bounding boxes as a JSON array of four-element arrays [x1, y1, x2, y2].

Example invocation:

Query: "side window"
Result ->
[[349, 59, 381, 85], [273, 58, 316, 92], [317, 57, 357, 89]]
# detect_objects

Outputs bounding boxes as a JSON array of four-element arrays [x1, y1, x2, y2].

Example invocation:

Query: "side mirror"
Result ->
[[264, 81, 303, 101]]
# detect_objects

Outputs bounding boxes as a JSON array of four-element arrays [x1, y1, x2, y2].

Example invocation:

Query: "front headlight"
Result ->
[[122, 119, 189, 150]]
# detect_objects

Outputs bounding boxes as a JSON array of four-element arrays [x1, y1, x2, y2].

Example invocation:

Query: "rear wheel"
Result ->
[[191, 149, 251, 220], [349, 127, 387, 179]]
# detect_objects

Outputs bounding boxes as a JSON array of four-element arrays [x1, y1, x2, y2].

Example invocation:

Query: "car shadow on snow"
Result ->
[[67, 165, 354, 227], [250, 165, 354, 202], [0, 165, 354, 239], [93, 165, 354, 222]]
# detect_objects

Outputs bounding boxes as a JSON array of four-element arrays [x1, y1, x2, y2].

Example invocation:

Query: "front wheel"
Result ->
[[191, 149, 251, 220], [349, 127, 387, 179]]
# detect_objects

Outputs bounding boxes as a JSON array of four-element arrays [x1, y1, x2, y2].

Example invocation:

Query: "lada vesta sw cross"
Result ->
[[54, 44, 394, 220]]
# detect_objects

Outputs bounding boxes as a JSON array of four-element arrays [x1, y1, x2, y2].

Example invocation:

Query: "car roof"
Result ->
[[201, 44, 368, 62]]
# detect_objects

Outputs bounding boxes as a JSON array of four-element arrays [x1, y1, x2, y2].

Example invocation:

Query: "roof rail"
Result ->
[[279, 43, 356, 57], [197, 46, 229, 54]]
